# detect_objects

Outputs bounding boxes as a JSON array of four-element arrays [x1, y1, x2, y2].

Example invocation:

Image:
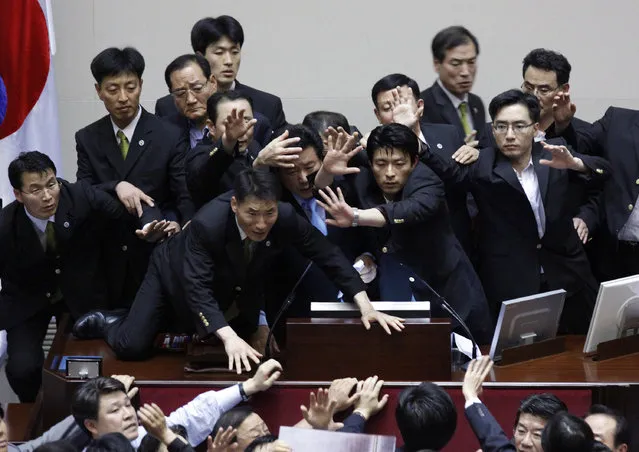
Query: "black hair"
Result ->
[[395, 382, 457, 451], [431, 26, 480, 62], [302, 111, 350, 136], [137, 424, 188, 452], [587, 404, 630, 449], [211, 406, 255, 444], [191, 15, 245, 54], [366, 123, 419, 165], [86, 432, 135, 452], [234, 168, 281, 204], [33, 440, 80, 452], [514, 393, 568, 427], [591, 441, 613, 452], [371, 74, 420, 108], [285, 124, 324, 161], [90, 47, 145, 85], [245, 434, 278, 452], [8, 151, 57, 190], [164, 54, 211, 92], [488, 89, 541, 123], [541, 412, 595, 452], [71, 377, 127, 435], [206, 91, 254, 124], [522, 48, 572, 86]]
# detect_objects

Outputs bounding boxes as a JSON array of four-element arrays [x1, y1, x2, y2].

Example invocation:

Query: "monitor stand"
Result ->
[[592, 333, 639, 361], [497, 334, 567, 366]]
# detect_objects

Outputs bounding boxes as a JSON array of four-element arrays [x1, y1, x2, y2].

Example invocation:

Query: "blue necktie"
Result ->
[[301, 198, 327, 236]]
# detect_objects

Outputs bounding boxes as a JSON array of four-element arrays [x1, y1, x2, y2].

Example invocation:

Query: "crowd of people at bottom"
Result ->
[[0, 357, 629, 452]]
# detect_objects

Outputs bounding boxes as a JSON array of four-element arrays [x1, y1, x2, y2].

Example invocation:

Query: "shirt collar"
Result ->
[[24, 207, 54, 233], [418, 130, 428, 147], [235, 215, 248, 241], [111, 105, 142, 143], [292, 192, 314, 207], [229, 80, 237, 91], [534, 129, 546, 142], [514, 156, 535, 175], [437, 78, 469, 108]]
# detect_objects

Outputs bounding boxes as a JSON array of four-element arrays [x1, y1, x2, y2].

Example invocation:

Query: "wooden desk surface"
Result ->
[[44, 334, 639, 387]]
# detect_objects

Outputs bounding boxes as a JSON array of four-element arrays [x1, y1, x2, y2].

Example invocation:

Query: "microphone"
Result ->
[[403, 265, 478, 360], [264, 261, 314, 360]]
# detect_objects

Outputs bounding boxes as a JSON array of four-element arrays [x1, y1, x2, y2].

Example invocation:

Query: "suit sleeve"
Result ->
[[464, 403, 516, 452], [16, 415, 91, 452], [337, 413, 367, 434], [280, 205, 366, 299], [185, 140, 236, 208], [75, 130, 121, 193], [562, 110, 610, 157], [420, 145, 476, 191], [270, 97, 287, 133], [183, 218, 227, 336], [168, 132, 195, 223], [80, 181, 127, 220]]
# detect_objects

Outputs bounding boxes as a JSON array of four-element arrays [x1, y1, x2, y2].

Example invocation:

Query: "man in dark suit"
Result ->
[[0, 151, 142, 402], [420, 90, 611, 333], [74, 169, 403, 374], [316, 123, 492, 343], [463, 357, 568, 452], [155, 15, 286, 134], [76, 47, 194, 307], [420, 26, 486, 147], [371, 73, 476, 253], [161, 53, 273, 148]]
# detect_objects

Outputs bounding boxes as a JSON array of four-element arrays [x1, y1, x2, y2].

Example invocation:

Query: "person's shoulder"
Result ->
[[468, 91, 485, 108], [235, 81, 282, 103], [76, 114, 111, 137], [140, 109, 184, 138], [421, 121, 460, 137], [419, 81, 438, 99], [603, 106, 639, 122]]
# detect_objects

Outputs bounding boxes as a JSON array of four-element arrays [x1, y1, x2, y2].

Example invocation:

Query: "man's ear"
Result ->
[[13, 189, 23, 204], [84, 419, 100, 437], [373, 108, 382, 124], [561, 83, 570, 93], [532, 122, 540, 134], [139, 78, 143, 90], [416, 98, 424, 118], [205, 118, 216, 135], [209, 75, 218, 93], [231, 196, 238, 214], [433, 59, 442, 74], [94, 83, 102, 99]]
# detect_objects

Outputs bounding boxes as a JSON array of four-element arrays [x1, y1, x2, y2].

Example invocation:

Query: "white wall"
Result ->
[[52, 0, 639, 178]]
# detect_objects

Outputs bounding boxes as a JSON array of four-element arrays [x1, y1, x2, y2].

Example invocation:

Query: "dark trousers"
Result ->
[[6, 303, 66, 402]]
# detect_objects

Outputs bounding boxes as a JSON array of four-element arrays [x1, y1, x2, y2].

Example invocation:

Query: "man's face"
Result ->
[[434, 42, 478, 97], [14, 169, 60, 220], [208, 99, 254, 153], [371, 147, 416, 198], [585, 414, 625, 452], [231, 196, 278, 242], [279, 146, 321, 199], [169, 63, 216, 125], [95, 72, 142, 128], [86, 391, 138, 441], [203, 36, 241, 90], [522, 66, 565, 122], [0, 418, 7, 452], [513, 414, 545, 452], [236, 413, 271, 450], [492, 104, 538, 162], [374, 86, 423, 125]]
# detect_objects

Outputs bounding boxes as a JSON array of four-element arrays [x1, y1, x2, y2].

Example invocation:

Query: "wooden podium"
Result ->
[[283, 318, 452, 381]]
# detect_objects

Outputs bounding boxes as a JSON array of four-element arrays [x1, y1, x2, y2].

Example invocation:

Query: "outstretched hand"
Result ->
[[301, 388, 342, 430], [539, 141, 585, 171], [390, 86, 424, 129], [462, 356, 494, 402], [317, 186, 355, 228], [253, 130, 303, 168], [321, 127, 362, 176], [222, 108, 257, 150], [552, 91, 576, 131], [360, 309, 405, 335]]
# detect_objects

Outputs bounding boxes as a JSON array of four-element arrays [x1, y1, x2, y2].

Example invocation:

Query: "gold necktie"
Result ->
[[45, 221, 57, 255], [458, 102, 472, 136], [117, 130, 129, 159]]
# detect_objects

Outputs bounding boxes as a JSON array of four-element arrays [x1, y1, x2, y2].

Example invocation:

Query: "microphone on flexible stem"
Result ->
[[403, 265, 478, 360], [264, 261, 314, 361]]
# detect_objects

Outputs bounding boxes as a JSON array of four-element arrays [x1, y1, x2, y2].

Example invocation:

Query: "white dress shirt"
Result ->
[[514, 158, 546, 239], [24, 207, 54, 249], [437, 78, 474, 131], [110, 106, 142, 144]]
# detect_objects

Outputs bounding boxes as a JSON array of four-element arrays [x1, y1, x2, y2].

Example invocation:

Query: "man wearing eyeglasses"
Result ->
[[0, 151, 161, 402], [420, 89, 611, 333]]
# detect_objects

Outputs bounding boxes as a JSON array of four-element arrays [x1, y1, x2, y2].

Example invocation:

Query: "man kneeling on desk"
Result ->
[[74, 169, 404, 374]]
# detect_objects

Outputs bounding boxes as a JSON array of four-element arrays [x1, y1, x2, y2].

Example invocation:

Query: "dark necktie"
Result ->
[[243, 238, 255, 263], [45, 221, 57, 255]]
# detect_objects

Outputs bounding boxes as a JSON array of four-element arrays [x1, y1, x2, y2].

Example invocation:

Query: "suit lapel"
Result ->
[[632, 117, 639, 169], [52, 184, 74, 248], [225, 215, 247, 280], [98, 117, 127, 177], [493, 152, 525, 195], [431, 82, 464, 131], [123, 110, 153, 178], [16, 207, 46, 260], [469, 96, 483, 125], [532, 142, 551, 203]]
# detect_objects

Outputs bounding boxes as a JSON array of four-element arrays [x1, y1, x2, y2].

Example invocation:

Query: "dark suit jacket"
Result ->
[[465, 402, 516, 452], [420, 140, 610, 306], [235, 80, 287, 133], [0, 180, 127, 330], [420, 81, 486, 143], [185, 135, 261, 210], [181, 192, 366, 337], [154, 95, 274, 148]]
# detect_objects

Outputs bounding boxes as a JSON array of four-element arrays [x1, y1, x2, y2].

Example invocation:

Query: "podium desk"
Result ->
[[40, 330, 639, 452]]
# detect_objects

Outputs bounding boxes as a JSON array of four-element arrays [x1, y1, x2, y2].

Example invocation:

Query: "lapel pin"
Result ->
[[138, 139, 145, 146], [265, 240, 271, 247], [63, 221, 70, 228], [437, 143, 443, 149], [473, 107, 478, 114]]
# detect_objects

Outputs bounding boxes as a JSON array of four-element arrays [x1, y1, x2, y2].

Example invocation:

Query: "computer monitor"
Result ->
[[489, 289, 566, 362], [583, 274, 639, 353], [310, 301, 430, 319]]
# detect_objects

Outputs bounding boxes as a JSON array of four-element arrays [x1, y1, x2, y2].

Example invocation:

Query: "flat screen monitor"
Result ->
[[310, 301, 430, 319], [583, 274, 639, 353], [489, 289, 566, 362]]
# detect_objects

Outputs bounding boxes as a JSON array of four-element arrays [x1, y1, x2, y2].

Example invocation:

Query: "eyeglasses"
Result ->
[[492, 122, 535, 134], [521, 82, 558, 97], [171, 81, 208, 99], [21, 180, 60, 197]]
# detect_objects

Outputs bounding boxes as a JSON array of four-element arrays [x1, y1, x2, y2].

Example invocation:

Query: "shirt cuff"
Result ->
[[464, 397, 482, 409], [258, 310, 268, 326]]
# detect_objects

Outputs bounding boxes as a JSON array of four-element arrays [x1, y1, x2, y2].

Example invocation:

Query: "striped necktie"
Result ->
[[117, 130, 129, 159], [458, 102, 472, 136]]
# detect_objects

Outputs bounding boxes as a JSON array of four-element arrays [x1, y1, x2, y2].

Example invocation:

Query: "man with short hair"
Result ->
[[585, 405, 630, 452], [420, 26, 486, 147], [420, 90, 610, 333], [394, 382, 457, 451], [76, 47, 193, 307], [155, 15, 286, 133]]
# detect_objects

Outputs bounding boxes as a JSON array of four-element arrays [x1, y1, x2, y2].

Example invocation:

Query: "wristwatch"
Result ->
[[238, 382, 250, 402], [351, 208, 360, 227]]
